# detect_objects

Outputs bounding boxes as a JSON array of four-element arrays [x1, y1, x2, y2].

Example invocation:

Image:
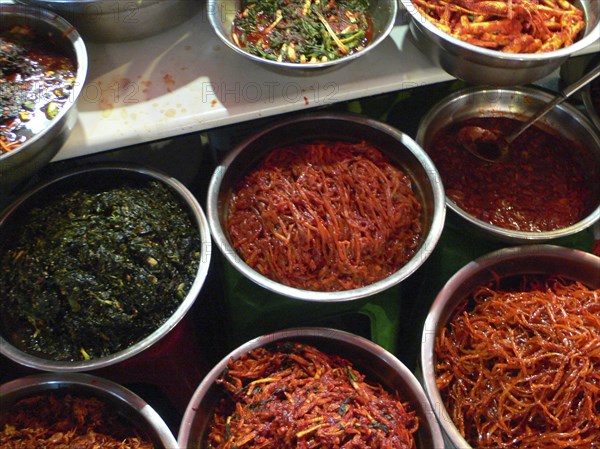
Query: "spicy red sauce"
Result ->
[[427, 117, 592, 232]]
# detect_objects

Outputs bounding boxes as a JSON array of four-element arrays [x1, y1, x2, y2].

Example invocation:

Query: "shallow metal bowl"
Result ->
[[416, 86, 600, 244], [179, 327, 445, 449], [420, 245, 600, 449], [0, 372, 178, 448], [207, 112, 445, 302], [399, 0, 600, 86], [0, 165, 211, 371], [208, 0, 397, 73], [0, 4, 87, 194], [15, 0, 201, 42]]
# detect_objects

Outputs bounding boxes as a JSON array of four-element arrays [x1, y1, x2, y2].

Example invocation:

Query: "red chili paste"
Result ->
[[427, 117, 591, 232]]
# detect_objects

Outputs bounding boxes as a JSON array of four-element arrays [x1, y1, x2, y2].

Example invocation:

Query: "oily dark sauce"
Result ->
[[0, 176, 201, 362], [0, 25, 77, 153], [427, 117, 592, 232]]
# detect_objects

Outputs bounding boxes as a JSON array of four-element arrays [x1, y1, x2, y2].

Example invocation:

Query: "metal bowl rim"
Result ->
[[207, 0, 398, 70], [400, 0, 600, 62], [0, 3, 88, 162], [0, 372, 178, 449], [581, 56, 600, 130], [419, 244, 600, 448], [415, 85, 600, 243], [0, 164, 212, 371], [179, 326, 445, 448], [207, 112, 446, 302]]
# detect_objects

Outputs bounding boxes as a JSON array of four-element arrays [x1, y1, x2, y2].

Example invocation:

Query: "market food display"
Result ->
[[426, 116, 592, 232], [435, 276, 600, 449], [232, 0, 372, 62], [410, 0, 586, 53], [226, 140, 423, 291], [0, 24, 77, 153], [0, 392, 154, 449], [0, 179, 201, 362], [206, 341, 419, 449]]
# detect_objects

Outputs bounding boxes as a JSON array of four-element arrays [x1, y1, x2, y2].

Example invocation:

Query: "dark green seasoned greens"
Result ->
[[232, 0, 372, 63], [0, 179, 201, 362]]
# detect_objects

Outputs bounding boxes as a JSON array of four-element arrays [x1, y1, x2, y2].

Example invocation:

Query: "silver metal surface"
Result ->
[[0, 4, 87, 194], [207, 112, 446, 302], [400, 0, 600, 86], [178, 327, 445, 449], [582, 55, 600, 130], [0, 372, 178, 449], [208, 0, 397, 73], [420, 245, 600, 449], [0, 165, 212, 372], [15, 0, 201, 42], [416, 86, 600, 244]]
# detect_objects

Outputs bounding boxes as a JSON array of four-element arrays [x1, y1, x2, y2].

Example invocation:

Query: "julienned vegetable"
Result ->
[[207, 342, 419, 449], [0, 180, 201, 362], [0, 393, 154, 449], [435, 276, 600, 449], [232, 0, 372, 63]]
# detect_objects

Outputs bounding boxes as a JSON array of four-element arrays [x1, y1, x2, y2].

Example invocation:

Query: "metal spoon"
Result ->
[[458, 63, 600, 164]]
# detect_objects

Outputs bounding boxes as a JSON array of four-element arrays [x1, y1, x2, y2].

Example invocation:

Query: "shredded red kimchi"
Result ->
[[226, 140, 423, 291], [435, 276, 600, 449], [207, 342, 419, 449], [0, 393, 154, 449]]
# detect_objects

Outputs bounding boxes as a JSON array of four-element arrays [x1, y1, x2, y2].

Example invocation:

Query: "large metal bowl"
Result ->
[[0, 372, 178, 448], [15, 0, 201, 42], [399, 0, 600, 86], [415, 86, 600, 244], [0, 165, 211, 372], [0, 4, 87, 194], [179, 327, 445, 449], [207, 112, 446, 302], [420, 245, 600, 449], [208, 0, 397, 73]]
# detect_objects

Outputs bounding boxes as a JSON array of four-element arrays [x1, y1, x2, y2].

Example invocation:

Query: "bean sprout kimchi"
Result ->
[[207, 342, 419, 449], [427, 117, 591, 232], [411, 0, 585, 52], [226, 140, 422, 291], [232, 0, 371, 63], [0, 25, 76, 154], [0, 393, 154, 449], [435, 276, 600, 449]]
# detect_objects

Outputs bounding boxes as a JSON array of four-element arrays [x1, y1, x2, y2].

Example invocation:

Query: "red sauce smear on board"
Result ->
[[427, 117, 592, 232]]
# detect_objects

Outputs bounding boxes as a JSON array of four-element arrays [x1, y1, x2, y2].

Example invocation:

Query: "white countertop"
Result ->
[[15, 3, 596, 161]]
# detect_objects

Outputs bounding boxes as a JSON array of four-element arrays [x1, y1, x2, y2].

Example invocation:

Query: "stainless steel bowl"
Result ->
[[207, 112, 446, 302], [582, 55, 600, 130], [416, 86, 600, 244], [400, 0, 600, 86], [208, 0, 397, 73], [0, 372, 178, 448], [420, 245, 600, 449], [0, 165, 211, 371], [15, 0, 201, 42], [0, 4, 87, 194], [179, 327, 445, 449]]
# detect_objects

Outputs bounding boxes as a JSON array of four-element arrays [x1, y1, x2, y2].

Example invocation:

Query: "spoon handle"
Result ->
[[506, 63, 600, 144]]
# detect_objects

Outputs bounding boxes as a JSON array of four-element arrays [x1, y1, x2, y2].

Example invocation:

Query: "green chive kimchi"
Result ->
[[232, 0, 372, 63]]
